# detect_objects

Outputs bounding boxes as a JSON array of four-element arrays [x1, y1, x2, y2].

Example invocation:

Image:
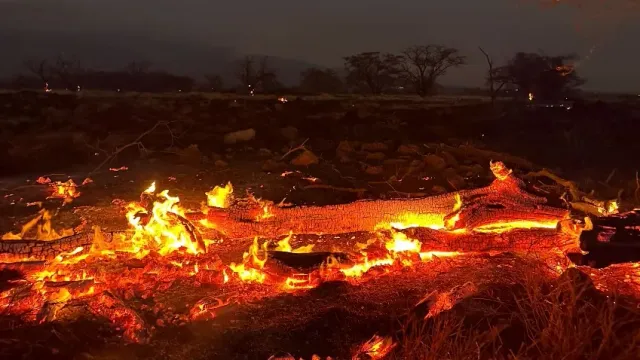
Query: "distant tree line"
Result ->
[[0, 45, 585, 101]]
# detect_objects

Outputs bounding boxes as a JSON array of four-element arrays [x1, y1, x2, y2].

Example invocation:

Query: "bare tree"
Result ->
[[53, 55, 84, 91], [235, 55, 276, 94], [478, 47, 507, 105], [125, 61, 151, 76], [23, 59, 52, 91], [343, 52, 399, 95], [397, 45, 465, 96]]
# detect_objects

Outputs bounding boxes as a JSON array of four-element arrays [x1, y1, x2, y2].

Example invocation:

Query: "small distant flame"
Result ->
[[528, 92, 534, 101]]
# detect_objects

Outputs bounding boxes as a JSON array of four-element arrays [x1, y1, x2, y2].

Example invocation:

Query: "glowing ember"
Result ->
[[48, 179, 80, 204]]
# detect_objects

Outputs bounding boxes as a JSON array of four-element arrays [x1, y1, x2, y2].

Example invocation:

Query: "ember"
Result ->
[[1, 161, 639, 358]]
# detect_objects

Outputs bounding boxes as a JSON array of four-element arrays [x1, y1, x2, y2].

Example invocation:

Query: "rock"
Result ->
[[441, 151, 459, 167], [262, 159, 286, 172], [409, 160, 424, 170], [290, 150, 319, 166], [431, 185, 447, 194], [471, 164, 485, 176], [445, 173, 466, 190], [361, 142, 389, 152], [366, 152, 386, 161], [336, 141, 356, 158], [223, 128, 256, 144], [214, 160, 228, 168], [423, 154, 447, 171], [397, 144, 420, 155], [383, 159, 409, 167], [280, 126, 299, 141], [258, 148, 273, 157], [364, 165, 384, 175], [176, 144, 202, 165]]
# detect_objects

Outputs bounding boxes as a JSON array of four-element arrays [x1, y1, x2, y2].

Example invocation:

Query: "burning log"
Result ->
[[0, 230, 124, 259], [402, 227, 578, 254], [194, 163, 568, 239]]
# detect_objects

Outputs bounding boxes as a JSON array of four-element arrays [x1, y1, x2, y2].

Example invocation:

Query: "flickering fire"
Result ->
[[2, 161, 638, 350]]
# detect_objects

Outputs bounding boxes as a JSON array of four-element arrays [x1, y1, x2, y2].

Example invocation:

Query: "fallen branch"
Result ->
[[193, 163, 568, 239], [87, 121, 175, 176]]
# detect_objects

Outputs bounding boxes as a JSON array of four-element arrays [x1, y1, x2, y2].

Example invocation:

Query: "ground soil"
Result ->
[[1, 92, 640, 359]]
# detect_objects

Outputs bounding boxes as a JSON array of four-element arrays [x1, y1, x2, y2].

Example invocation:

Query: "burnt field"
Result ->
[[1, 91, 640, 360]]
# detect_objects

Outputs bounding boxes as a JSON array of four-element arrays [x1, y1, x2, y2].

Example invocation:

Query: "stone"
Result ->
[[431, 185, 447, 194], [423, 154, 447, 171], [361, 142, 389, 152], [445, 173, 466, 190], [280, 126, 299, 141], [262, 159, 286, 172], [366, 152, 386, 161], [257, 148, 273, 157], [397, 144, 420, 155], [364, 165, 384, 175], [440, 151, 459, 167], [176, 144, 202, 165], [336, 141, 356, 158], [383, 159, 409, 167], [290, 150, 319, 166], [223, 128, 256, 144]]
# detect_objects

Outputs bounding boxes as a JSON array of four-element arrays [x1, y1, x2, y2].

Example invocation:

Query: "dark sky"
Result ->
[[1, 0, 639, 92]]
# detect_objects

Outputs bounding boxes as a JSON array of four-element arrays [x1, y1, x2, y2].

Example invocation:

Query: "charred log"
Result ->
[[268, 251, 349, 271], [194, 173, 568, 239], [579, 210, 640, 267]]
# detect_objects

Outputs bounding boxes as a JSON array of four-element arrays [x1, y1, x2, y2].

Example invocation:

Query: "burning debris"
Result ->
[[1, 161, 639, 358]]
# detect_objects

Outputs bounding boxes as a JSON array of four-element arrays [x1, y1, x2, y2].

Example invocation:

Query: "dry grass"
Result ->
[[390, 268, 640, 360]]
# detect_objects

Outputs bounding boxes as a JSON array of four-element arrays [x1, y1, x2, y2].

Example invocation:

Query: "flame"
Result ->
[[528, 92, 534, 101], [48, 179, 80, 204], [126, 184, 203, 256], [2, 209, 74, 240], [489, 161, 513, 181], [206, 182, 233, 208], [228, 237, 268, 283], [355, 335, 396, 360]]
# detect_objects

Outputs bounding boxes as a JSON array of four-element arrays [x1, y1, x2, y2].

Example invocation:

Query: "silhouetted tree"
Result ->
[[23, 59, 52, 91], [492, 52, 585, 101], [204, 74, 224, 91], [235, 55, 277, 94], [52, 55, 84, 90], [125, 61, 151, 76], [397, 45, 465, 96], [299, 67, 344, 93], [343, 52, 399, 94], [478, 47, 507, 105]]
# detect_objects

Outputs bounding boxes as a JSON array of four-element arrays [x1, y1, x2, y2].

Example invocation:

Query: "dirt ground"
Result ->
[[1, 92, 640, 359]]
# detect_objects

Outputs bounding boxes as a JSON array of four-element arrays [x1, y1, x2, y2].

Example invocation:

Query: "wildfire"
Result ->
[[4, 160, 634, 352]]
